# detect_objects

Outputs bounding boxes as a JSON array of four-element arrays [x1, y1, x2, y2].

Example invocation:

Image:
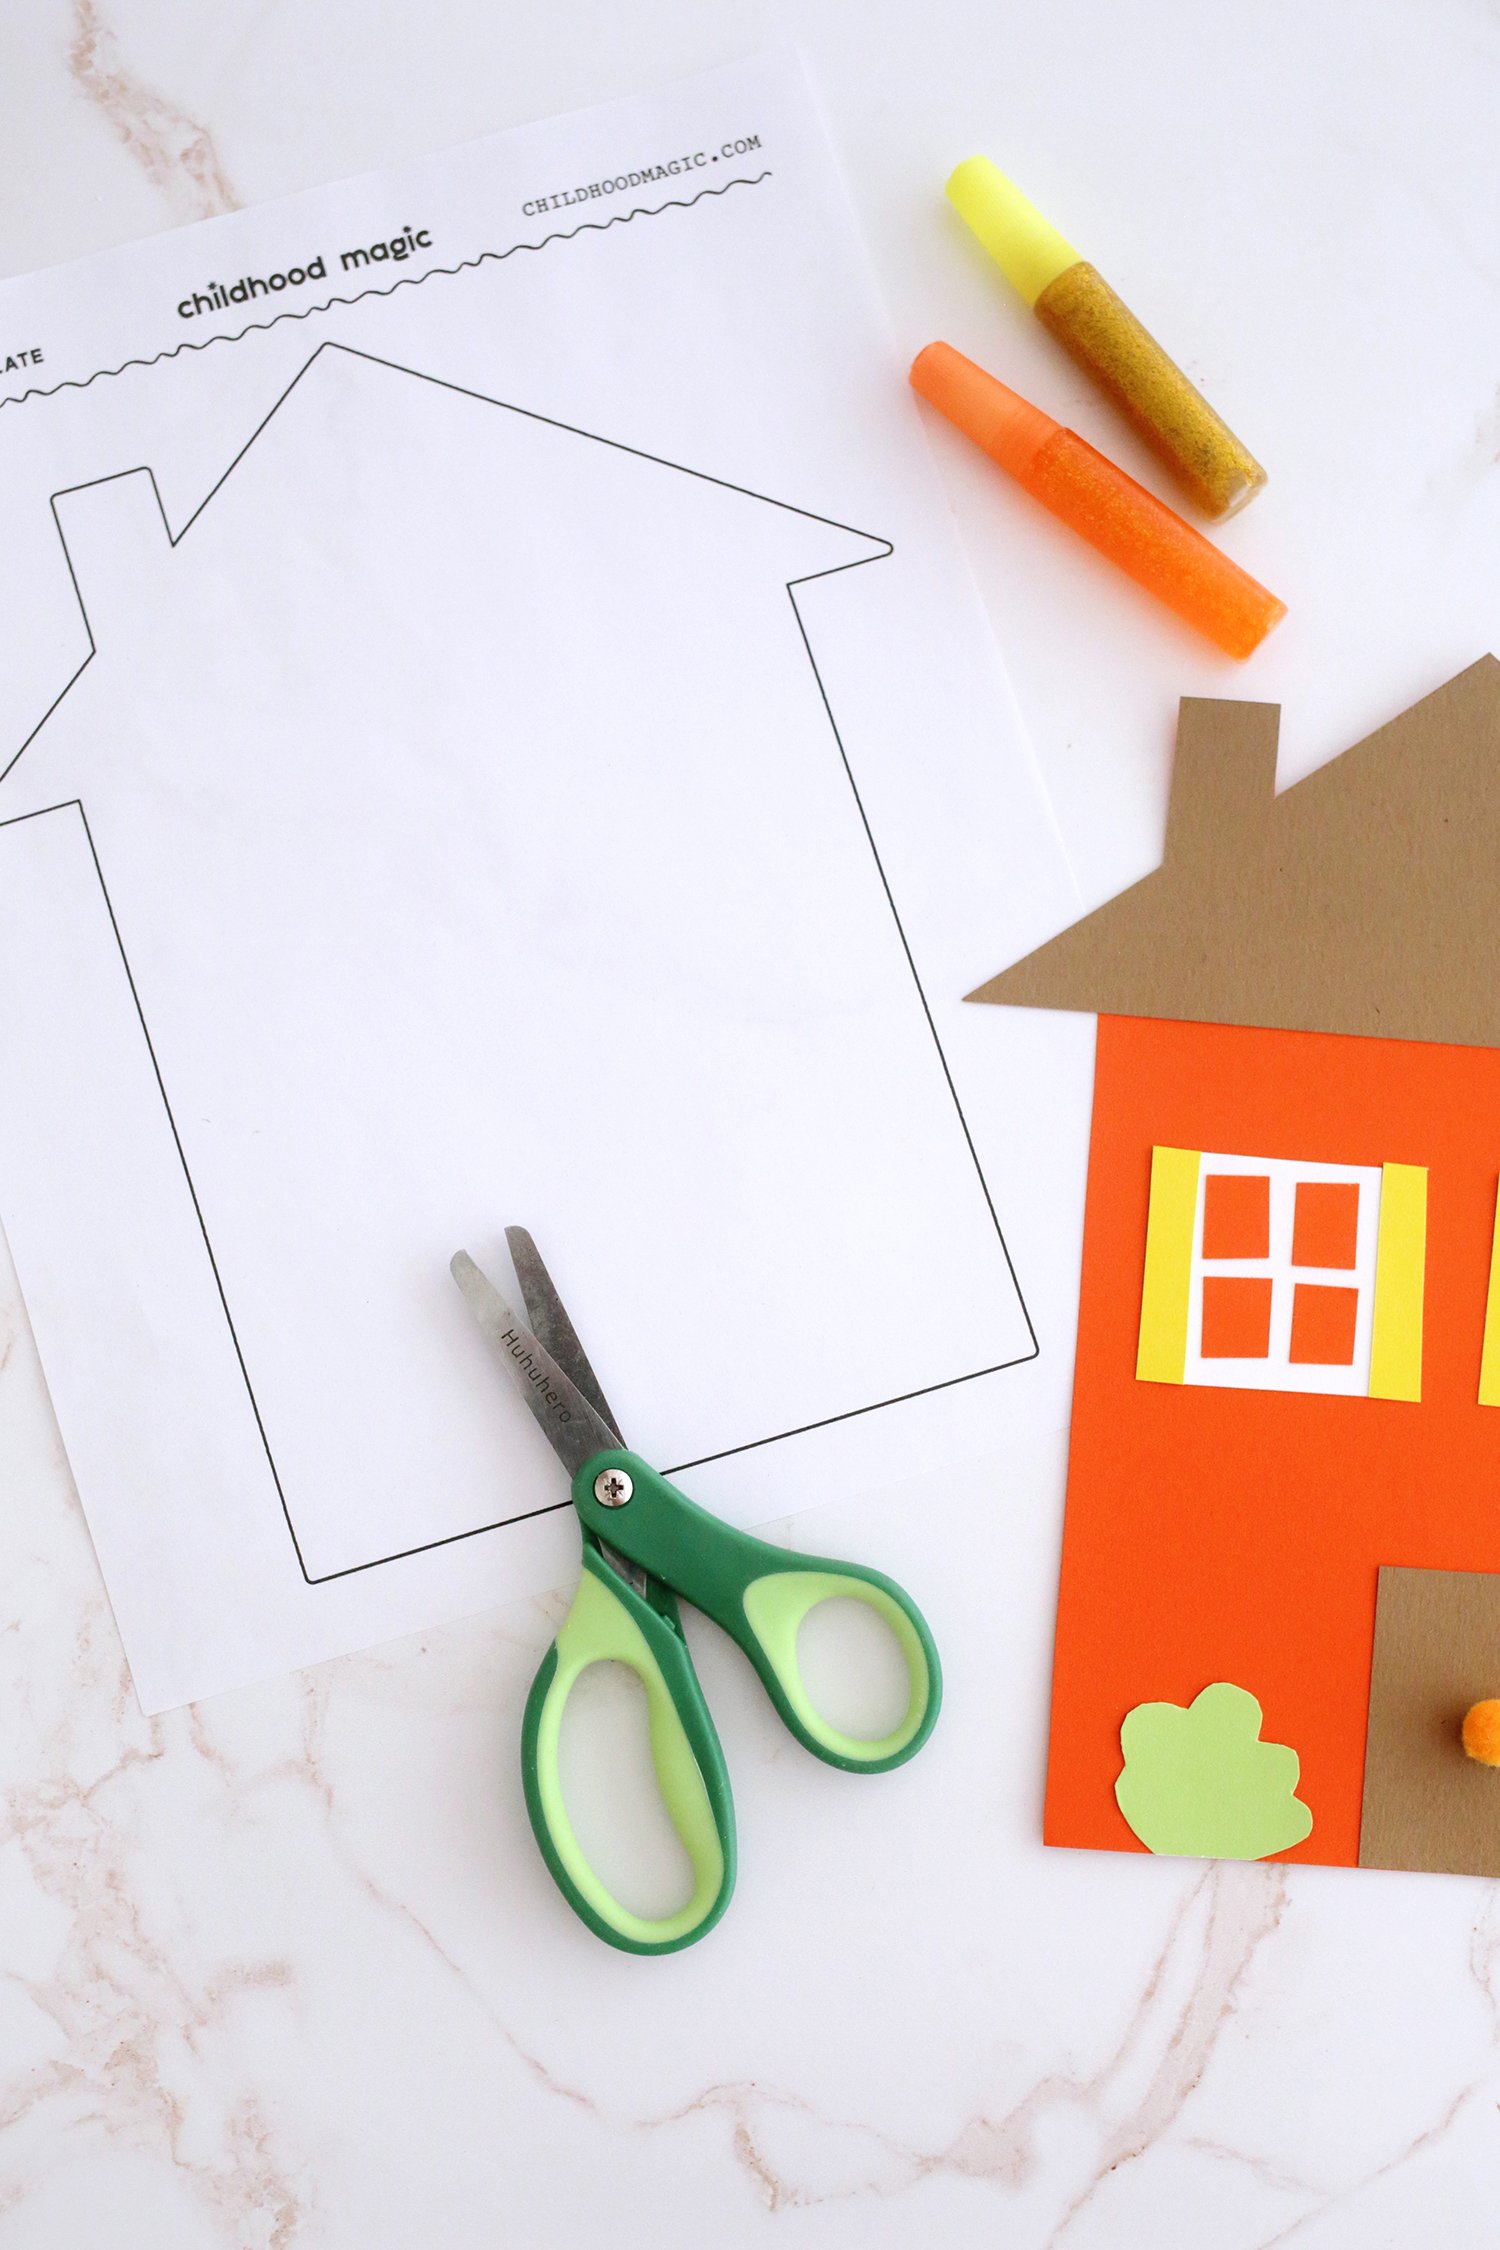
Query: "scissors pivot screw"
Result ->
[[593, 1468, 634, 1508]]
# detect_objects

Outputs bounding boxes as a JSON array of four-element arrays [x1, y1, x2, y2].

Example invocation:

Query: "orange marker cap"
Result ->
[[911, 342, 1057, 478]]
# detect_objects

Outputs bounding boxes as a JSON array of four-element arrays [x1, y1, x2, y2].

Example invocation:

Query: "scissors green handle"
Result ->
[[577, 1450, 940, 1768], [522, 1449, 940, 1954], [452, 1240, 942, 1957], [521, 1537, 737, 1955]]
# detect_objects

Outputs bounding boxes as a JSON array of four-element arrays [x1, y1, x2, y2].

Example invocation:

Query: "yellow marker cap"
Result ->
[[946, 157, 1080, 307]]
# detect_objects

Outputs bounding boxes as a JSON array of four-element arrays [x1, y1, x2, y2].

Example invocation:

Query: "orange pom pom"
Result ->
[[1462, 1701, 1500, 1766]]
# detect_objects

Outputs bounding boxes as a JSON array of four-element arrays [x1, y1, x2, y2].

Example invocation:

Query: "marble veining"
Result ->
[[67, 0, 239, 222]]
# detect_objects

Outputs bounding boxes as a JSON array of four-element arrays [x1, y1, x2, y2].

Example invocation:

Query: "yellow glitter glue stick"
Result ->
[[946, 156, 1267, 522]]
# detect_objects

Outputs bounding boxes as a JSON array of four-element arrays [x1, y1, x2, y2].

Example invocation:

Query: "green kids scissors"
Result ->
[[450, 1230, 942, 1956]]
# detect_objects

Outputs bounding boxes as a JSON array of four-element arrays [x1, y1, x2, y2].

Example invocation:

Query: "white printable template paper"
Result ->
[[0, 49, 1085, 1710]]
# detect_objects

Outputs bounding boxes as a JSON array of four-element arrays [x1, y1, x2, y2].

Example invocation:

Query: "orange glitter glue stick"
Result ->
[[946, 157, 1267, 522], [910, 342, 1285, 659]]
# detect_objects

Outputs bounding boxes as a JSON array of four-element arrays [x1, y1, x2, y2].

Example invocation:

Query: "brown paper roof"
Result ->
[[970, 657, 1500, 1046]]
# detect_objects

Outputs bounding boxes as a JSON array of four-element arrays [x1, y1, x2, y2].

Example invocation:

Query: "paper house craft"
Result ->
[[974, 656, 1500, 1876]]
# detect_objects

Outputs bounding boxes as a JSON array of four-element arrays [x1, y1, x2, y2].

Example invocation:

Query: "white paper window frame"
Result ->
[[1182, 1151, 1383, 1397]]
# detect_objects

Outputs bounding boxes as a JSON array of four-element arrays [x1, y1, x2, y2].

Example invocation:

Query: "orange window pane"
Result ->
[[1202, 1173, 1270, 1260], [1201, 1275, 1273, 1358], [1292, 1180, 1360, 1270], [1289, 1283, 1359, 1365]]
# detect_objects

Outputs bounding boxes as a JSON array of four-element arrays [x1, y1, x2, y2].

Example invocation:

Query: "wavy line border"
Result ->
[[0, 169, 772, 413]]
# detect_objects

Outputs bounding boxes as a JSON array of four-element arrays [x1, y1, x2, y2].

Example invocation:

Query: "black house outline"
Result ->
[[0, 340, 1038, 1586]]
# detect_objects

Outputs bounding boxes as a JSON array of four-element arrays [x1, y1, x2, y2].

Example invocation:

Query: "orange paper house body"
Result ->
[[974, 658, 1500, 1874]]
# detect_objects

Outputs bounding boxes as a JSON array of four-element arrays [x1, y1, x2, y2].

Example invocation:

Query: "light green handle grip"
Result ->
[[740, 1568, 934, 1765], [574, 1453, 941, 1774], [521, 1545, 736, 1955]]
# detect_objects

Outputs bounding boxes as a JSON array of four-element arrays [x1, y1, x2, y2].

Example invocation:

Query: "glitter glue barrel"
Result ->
[[946, 157, 1266, 522], [910, 343, 1284, 659]]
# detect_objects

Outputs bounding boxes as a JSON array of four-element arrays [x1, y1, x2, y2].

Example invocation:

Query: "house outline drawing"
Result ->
[[0, 340, 1037, 1587]]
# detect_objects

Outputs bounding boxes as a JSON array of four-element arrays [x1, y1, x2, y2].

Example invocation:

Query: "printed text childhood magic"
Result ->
[[176, 227, 434, 320]]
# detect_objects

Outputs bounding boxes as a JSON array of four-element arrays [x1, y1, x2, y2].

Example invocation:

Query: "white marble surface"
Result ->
[[4, 3, 1500, 2243]]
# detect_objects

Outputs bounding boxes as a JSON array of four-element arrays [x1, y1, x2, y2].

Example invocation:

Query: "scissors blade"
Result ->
[[450, 1250, 620, 1480], [503, 1226, 622, 1441]]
